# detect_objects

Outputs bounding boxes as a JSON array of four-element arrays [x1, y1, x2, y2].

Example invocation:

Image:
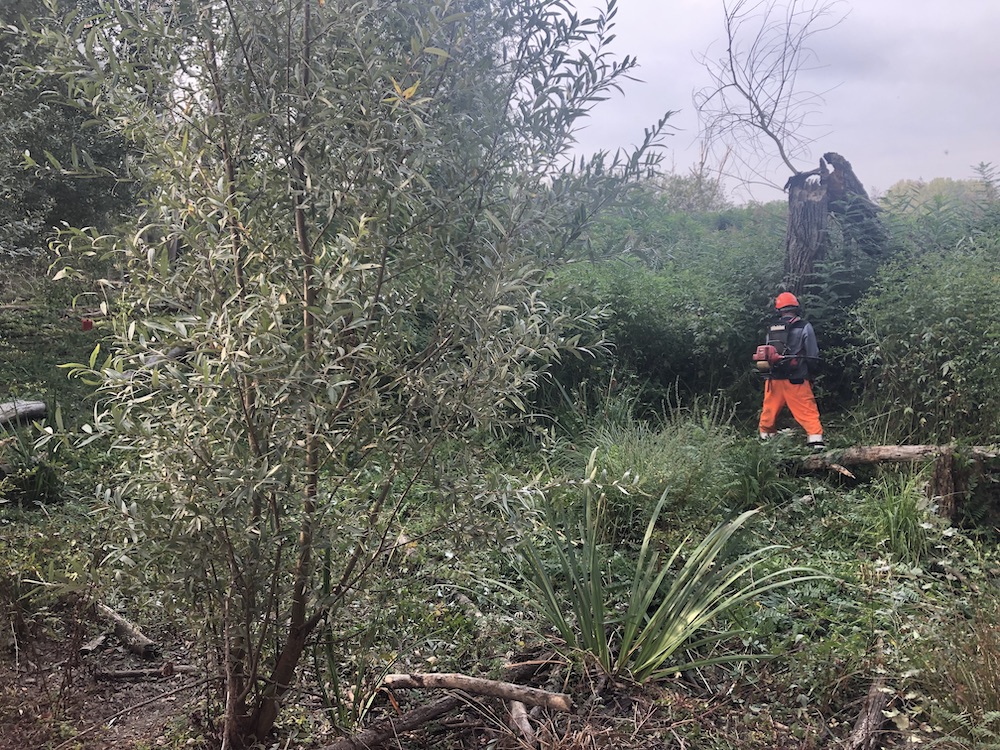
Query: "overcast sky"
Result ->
[[572, 0, 1000, 203]]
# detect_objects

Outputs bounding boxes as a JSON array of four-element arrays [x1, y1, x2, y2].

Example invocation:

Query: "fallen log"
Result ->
[[383, 672, 572, 712], [801, 444, 1000, 518], [801, 445, 999, 469], [0, 400, 47, 427], [96, 603, 159, 658]]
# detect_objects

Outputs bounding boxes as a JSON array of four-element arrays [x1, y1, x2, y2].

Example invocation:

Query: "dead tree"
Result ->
[[695, 2, 887, 293], [782, 153, 886, 294]]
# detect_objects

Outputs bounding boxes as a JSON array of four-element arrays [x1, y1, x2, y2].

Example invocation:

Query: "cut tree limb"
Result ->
[[96, 603, 159, 658], [384, 672, 572, 712], [801, 444, 1000, 518], [509, 700, 537, 747], [0, 400, 46, 427]]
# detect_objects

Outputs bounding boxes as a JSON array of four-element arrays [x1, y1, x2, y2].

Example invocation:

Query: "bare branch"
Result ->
[[384, 672, 573, 712], [695, 0, 846, 193]]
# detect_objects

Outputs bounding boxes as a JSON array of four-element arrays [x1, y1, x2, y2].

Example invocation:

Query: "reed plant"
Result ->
[[517, 452, 827, 682]]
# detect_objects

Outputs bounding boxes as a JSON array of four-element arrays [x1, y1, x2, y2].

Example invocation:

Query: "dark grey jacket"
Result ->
[[778, 314, 819, 382]]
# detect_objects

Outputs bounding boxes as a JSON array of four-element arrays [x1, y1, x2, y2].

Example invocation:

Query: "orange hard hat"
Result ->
[[775, 292, 800, 309]]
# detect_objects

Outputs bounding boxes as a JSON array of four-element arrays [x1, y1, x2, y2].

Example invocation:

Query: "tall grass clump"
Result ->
[[538, 392, 740, 543], [583, 393, 737, 496], [718, 436, 800, 511], [864, 470, 936, 566]]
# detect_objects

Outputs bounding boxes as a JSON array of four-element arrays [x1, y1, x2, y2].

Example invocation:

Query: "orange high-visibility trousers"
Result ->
[[758, 379, 823, 441]]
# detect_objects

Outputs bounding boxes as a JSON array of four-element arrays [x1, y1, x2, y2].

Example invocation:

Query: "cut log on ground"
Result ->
[[95, 603, 159, 658], [801, 445, 1000, 518], [0, 400, 47, 427], [383, 672, 572, 712]]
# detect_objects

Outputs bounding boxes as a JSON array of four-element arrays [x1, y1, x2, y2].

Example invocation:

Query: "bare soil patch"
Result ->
[[1, 613, 841, 750], [0, 612, 209, 750]]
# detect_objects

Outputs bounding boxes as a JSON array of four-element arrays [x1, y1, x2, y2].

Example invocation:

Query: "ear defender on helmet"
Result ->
[[775, 291, 800, 310]]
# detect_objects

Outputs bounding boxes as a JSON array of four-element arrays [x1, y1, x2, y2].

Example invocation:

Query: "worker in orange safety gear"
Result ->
[[757, 292, 824, 451]]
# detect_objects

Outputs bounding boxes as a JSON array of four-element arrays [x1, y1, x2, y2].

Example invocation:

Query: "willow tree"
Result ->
[[43, 0, 666, 746], [696, 0, 885, 294], [0, 0, 128, 262]]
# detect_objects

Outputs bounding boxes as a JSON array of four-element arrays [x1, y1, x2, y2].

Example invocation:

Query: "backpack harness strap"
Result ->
[[753, 317, 806, 378]]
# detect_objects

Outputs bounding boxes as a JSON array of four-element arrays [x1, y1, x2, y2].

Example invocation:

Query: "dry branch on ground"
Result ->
[[383, 672, 572, 712]]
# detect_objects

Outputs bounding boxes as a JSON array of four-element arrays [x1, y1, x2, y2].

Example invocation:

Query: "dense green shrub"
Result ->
[[853, 235, 1000, 442], [542, 204, 787, 417]]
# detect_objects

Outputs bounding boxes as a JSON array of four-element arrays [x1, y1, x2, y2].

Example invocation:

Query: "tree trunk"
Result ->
[[782, 152, 886, 293], [784, 175, 829, 294]]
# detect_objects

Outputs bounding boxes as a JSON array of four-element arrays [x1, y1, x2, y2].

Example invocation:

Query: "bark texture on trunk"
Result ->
[[823, 152, 887, 256], [781, 152, 887, 293], [784, 175, 829, 294]]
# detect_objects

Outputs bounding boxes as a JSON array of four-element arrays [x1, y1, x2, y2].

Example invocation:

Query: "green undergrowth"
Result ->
[[0, 270, 114, 506], [4, 379, 1000, 748], [497, 407, 1000, 747]]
